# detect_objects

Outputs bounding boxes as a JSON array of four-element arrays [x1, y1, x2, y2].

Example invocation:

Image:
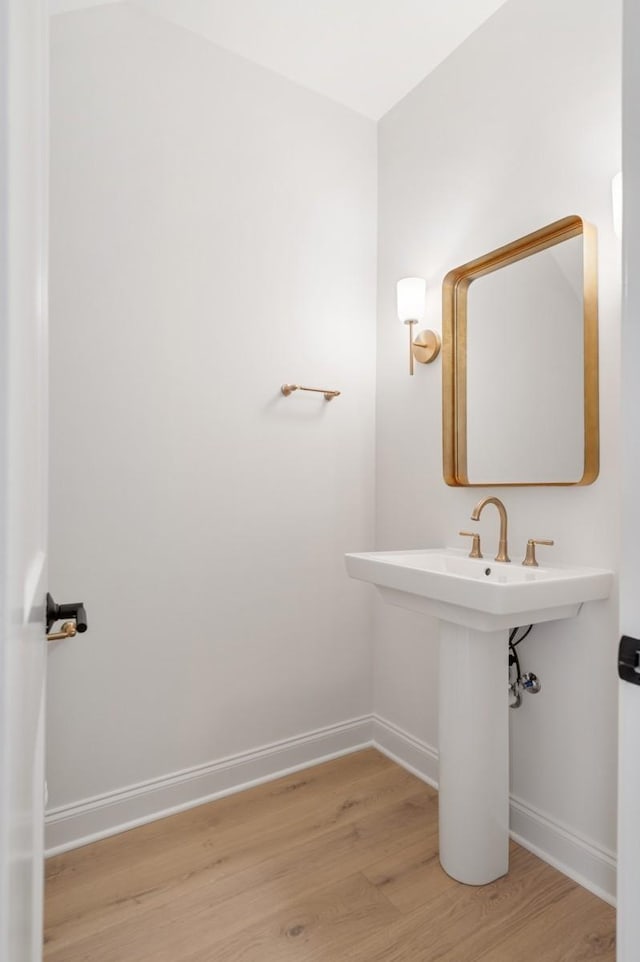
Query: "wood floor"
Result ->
[[44, 749, 615, 961]]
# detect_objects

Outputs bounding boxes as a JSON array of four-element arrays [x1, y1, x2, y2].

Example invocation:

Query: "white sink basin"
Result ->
[[345, 547, 612, 631], [345, 545, 613, 886]]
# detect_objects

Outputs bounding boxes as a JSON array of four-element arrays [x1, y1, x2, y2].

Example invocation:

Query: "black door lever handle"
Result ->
[[46, 592, 88, 634], [619, 635, 640, 686]]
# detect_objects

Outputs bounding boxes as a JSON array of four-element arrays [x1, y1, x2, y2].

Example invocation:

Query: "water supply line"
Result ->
[[508, 625, 541, 709]]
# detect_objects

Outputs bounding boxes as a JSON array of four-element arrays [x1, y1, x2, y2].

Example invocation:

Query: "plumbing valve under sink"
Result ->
[[520, 672, 542, 693], [508, 625, 541, 708]]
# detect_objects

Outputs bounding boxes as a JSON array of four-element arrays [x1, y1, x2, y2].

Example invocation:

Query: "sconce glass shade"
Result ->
[[397, 277, 426, 323], [612, 171, 622, 239]]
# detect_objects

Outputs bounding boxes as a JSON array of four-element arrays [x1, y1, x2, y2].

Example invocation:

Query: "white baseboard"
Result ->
[[371, 714, 439, 789], [371, 713, 616, 906], [46, 711, 618, 906], [510, 796, 617, 906], [45, 715, 373, 856]]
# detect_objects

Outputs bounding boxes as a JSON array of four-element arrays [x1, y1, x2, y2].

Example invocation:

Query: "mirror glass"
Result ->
[[442, 216, 598, 487]]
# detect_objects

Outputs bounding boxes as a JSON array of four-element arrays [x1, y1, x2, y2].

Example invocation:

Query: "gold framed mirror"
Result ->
[[442, 215, 599, 487]]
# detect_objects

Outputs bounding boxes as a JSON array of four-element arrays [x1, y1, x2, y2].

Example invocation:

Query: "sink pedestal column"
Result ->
[[438, 623, 509, 885]]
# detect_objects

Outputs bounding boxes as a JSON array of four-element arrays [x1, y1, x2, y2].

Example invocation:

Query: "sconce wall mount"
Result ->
[[412, 325, 441, 366]]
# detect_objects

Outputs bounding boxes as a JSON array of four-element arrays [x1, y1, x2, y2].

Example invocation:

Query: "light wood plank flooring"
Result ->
[[44, 749, 615, 961]]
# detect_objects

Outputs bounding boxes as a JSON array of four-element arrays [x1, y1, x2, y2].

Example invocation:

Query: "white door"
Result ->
[[0, 1, 49, 960], [618, 2, 640, 959]]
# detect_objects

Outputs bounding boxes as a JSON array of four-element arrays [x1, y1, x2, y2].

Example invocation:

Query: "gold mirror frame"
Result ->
[[442, 215, 599, 487]]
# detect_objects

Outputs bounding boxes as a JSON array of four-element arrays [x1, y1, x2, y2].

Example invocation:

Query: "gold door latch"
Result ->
[[47, 621, 78, 642]]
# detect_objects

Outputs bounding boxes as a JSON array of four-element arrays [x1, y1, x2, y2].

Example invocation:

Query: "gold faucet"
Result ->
[[470, 497, 510, 563]]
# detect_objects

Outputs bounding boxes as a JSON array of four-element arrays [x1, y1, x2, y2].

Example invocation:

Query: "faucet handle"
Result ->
[[522, 539, 554, 567], [459, 531, 483, 559]]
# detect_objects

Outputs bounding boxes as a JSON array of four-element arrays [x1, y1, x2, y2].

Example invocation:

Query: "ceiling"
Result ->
[[48, 0, 509, 119]]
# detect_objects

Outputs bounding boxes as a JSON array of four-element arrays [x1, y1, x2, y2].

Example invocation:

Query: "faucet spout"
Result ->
[[471, 497, 510, 563]]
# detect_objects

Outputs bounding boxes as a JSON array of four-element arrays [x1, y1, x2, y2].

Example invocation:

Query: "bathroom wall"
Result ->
[[375, 0, 621, 897], [47, 3, 376, 845]]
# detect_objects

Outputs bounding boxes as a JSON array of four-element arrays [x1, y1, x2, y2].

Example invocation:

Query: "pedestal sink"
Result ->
[[345, 548, 612, 885]]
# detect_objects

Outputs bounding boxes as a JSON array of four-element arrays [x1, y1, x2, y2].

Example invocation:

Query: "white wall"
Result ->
[[47, 3, 376, 831], [376, 0, 620, 887]]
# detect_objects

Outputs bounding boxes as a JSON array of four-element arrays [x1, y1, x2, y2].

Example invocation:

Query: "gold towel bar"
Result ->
[[281, 384, 341, 401]]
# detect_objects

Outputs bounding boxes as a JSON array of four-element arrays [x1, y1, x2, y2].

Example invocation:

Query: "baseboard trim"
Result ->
[[371, 714, 439, 789], [372, 713, 616, 905], [46, 711, 618, 906], [45, 715, 373, 856], [510, 796, 617, 906]]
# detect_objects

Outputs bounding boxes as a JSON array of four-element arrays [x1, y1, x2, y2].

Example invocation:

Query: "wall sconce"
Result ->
[[396, 277, 441, 375]]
